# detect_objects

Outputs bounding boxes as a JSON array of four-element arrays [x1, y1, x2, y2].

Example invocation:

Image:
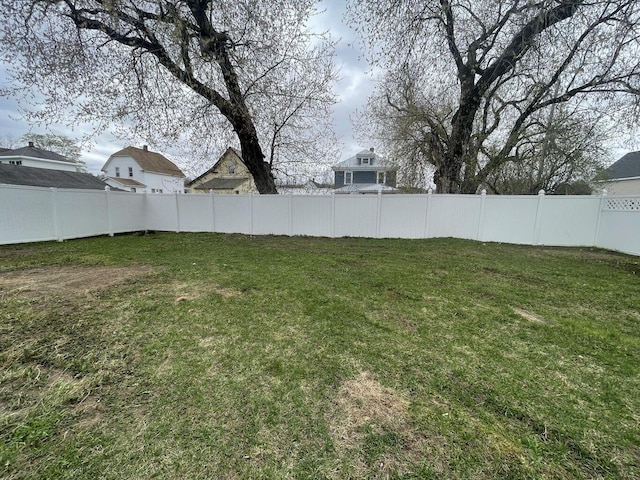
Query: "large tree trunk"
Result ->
[[237, 128, 277, 194]]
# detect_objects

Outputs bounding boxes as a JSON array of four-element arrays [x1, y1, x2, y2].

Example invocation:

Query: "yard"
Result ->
[[0, 233, 638, 479]]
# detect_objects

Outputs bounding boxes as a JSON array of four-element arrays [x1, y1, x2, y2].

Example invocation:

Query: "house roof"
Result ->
[[0, 163, 109, 190], [595, 151, 640, 180], [0, 143, 73, 163], [332, 148, 396, 171], [188, 147, 243, 185], [193, 177, 249, 190], [105, 146, 185, 177], [334, 183, 398, 194], [107, 177, 146, 187]]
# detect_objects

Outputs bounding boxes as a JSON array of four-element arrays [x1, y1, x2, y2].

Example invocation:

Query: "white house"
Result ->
[[0, 142, 79, 172], [101, 145, 185, 193], [594, 151, 640, 195]]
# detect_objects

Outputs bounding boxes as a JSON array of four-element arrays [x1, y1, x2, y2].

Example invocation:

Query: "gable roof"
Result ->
[[0, 143, 73, 163], [595, 151, 640, 180], [188, 147, 244, 185], [105, 146, 185, 177], [106, 177, 146, 187], [332, 148, 396, 170], [192, 177, 249, 191], [0, 163, 109, 190]]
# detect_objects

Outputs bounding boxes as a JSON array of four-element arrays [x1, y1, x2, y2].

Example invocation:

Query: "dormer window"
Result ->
[[361, 157, 371, 165]]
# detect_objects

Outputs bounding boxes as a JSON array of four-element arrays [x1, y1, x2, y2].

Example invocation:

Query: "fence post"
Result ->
[[249, 192, 254, 235], [533, 189, 545, 245], [210, 190, 216, 232], [105, 186, 114, 237], [376, 189, 383, 238], [288, 194, 293, 236], [593, 189, 607, 247], [174, 192, 181, 233], [330, 192, 336, 238], [423, 189, 433, 238], [477, 189, 487, 241], [50, 187, 63, 242]]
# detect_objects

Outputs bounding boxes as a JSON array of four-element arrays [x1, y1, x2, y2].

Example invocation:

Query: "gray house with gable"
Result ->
[[332, 148, 397, 194]]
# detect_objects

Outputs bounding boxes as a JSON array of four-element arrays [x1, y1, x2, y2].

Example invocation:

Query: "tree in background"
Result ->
[[349, 0, 640, 193], [0, 1, 336, 193]]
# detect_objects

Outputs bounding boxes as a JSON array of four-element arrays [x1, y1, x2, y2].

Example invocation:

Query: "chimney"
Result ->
[[369, 147, 374, 153], [28, 141, 34, 148], [142, 145, 148, 151]]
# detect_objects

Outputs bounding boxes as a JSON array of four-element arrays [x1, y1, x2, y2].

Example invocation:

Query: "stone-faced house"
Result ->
[[187, 147, 257, 194], [332, 148, 397, 194], [594, 151, 640, 195], [0, 142, 80, 172], [101, 145, 185, 193]]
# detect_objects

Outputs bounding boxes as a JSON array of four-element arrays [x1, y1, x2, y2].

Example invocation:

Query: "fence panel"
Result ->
[[176, 194, 213, 232], [333, 195, 378, 237], [252, 195, 290, 235], [56, 189, 109, 239], [379, 195, 428, 238], [482, 196, 538, 244], [291, 195, 333, 237], [109, 191, 147, 233], [0, 185, 57, 244], [597, 197, 640, 255], [212, 195, 252, 234], [537, 196, 600, 246], [428, 195, 481, 239], [146, 194, 179, 231]]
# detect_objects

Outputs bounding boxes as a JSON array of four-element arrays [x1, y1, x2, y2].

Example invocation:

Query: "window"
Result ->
[[377, 171, 386, 184], [228, 163, 236, 174], [128, 167, 133, 177], [9, 160, 22, 165], [115, 167, 120, 177], [362, 157, 371, 165], [344, 171, 353, 184], [151, 188, 163, 193]]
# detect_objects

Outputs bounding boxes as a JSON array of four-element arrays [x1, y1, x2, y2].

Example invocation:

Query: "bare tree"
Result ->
[[349, 0, 640, 193], [0, 0, 336, 193]]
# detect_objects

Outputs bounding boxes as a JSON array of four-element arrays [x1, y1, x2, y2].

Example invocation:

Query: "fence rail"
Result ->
[[1, 184, 638, 255]]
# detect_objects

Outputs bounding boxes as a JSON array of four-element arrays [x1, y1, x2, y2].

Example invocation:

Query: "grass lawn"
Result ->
[[0, 233, 639, 479]]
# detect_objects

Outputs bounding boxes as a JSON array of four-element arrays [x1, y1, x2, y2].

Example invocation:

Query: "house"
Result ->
[[101, 145, 185, 193], [594, 151, 640, 195], [0, 142, 80, 172], [332, 148, 397, 194], [187, 147, 257, 194], [0, 163, 110, 190]]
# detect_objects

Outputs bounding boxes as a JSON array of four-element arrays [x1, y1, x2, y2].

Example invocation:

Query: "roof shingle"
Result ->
[[108, 146, 184, 177]]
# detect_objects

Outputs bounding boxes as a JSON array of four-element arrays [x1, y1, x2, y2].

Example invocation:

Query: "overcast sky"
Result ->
[[0, 1, 375, 175]]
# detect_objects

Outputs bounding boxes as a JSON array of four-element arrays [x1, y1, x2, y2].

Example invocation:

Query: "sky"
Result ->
[[0, 1, 374, 176]]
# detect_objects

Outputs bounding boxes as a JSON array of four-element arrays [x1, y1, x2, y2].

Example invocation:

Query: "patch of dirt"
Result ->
[[512, 307, 550, 324], [0, 265, 156, 297], [327, 371, 434, 476]]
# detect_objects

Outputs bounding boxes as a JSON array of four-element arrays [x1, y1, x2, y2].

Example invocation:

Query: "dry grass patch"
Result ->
[[0, 265, 155, 297], [328, 371, 434, 476], [172, 281, 242, 303], [512, 307, 549, 324]]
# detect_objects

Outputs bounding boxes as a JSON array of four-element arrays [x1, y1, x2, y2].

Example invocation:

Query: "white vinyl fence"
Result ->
[[1, 184, 639, 255]]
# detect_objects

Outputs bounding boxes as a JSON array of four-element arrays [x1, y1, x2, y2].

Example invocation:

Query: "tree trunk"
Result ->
[[238, 129, 277, 194]]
